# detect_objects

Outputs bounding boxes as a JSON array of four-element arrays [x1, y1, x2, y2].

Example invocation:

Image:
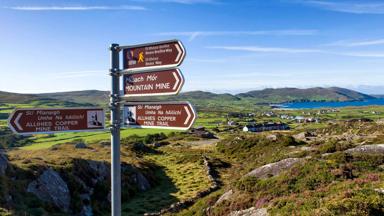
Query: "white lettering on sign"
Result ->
[[155, 83, 170, 89], [165, 110, 181, 115], [144, 105, 162, 110], [65, 115, 84, 120], [127, 76, 144, 83], [146, 75, 157, 81], [127, 84, 154, 92]]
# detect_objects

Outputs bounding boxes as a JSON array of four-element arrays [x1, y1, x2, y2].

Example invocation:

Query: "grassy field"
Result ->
[[20, 128, 176, 150], [122, 147, 211, 215]]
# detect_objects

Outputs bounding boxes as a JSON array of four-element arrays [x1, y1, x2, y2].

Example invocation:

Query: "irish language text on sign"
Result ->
[[123, 40, 185, 71], [8, 108, 105, 135], [123, 102, 196, 130], [123, 69, 184, 97]]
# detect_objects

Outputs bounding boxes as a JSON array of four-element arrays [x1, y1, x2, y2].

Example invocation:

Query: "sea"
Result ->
[[276, 98, 384, 109]]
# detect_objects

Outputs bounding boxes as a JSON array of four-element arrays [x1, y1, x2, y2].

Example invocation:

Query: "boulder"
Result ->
[[99, 141, 110, 147], [293, 132, 316, 141], [75, 142, 88, 149], [214, 189, 233, 206], [0, 152, 8, 175], [87, 160, 109, 184], [228, 207, 268, 216], [27, 169, 71, 212], [345, 144, 384, 154], [132, 172, 151, 191], [374, 188, 384, 194], [266, 134, 277, 141], [80, 205, 93, 216], [245, 158, 303, 179]]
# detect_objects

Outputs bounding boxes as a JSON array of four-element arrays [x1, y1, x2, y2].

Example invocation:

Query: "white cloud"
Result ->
[[326, 39, 384, 47], [5, 5, 147, 11], [131, 0, 218, 4], [157, 30, 318, 41], [340, 52, 384, 58], [207, 45, 384, 58], [207, 46, 323, 54], [299, 0, 384, 14]]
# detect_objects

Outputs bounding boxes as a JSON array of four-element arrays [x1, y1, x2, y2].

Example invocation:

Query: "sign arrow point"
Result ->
[[175, 44, 182, 63], [184, 106, 191, 125], [15, 113, 23, 131], [172, 72, 180, 91]]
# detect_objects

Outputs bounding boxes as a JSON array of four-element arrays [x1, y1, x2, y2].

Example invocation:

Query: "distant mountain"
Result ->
[[0, 87, 377, 109], [237, 87, 374, 103], [0, 91, 39, 104], [0, 90, 101, 107]]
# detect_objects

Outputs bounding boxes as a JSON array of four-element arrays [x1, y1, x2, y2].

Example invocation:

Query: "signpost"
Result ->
[[8, 108, 105, 135], [123, 69, 184, 97], [122, 40, 186, 72], [7, 39, 193, 216], [123, 102, 196, 130]]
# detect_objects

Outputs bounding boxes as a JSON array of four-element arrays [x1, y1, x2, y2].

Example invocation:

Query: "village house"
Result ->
[[243, 122, 290, 132]]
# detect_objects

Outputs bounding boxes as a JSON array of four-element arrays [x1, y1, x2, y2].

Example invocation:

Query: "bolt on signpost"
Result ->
[[109, 39, 195, 215]]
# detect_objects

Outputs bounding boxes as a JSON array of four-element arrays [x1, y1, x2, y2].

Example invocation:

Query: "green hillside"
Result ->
[[237, 87, 374, 103], [39, 90, 109, 106], [0, 87, 376, 110]]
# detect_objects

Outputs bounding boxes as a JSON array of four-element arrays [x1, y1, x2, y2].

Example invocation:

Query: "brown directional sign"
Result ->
[[123, 102, 196, 130], [8, 108, 105, 135], [122, 40, 186, 71], [123, 69, 184, 97]]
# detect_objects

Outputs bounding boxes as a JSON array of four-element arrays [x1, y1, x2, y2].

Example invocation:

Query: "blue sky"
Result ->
[[1, 0, 384, 94]]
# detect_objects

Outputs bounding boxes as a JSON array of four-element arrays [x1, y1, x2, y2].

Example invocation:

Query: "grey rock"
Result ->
[[80, 205, 93, 216], [374, 188, 384, 194], [345, 144, 384, 154], [293, 132, 316, 141], [87, 160, 109, 183], [245, 158, 303, 179], [99, 141, 110, 147], [133, 172, 151, 191], [215, 189, 233, 205], [75, 142, 88, 149], [266, 134, 277, 141], [0, 152, 8, 175], [27, 169, 71, 212], [228, 207, 268, 216]]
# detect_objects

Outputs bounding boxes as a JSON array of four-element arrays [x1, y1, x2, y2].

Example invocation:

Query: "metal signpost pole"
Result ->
[[110, 43, 121, 216]]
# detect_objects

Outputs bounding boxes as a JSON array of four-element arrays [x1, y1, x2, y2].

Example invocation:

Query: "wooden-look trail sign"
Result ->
[[122, 40, 186, 72], [6, 39, 193, 216], [111, 39, 191, 216], [123, 68, 184, 97], [8, 108, 105, 135], [123, 102, 196, 130]]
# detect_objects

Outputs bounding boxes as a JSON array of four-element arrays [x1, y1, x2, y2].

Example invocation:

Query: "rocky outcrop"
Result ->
[[215, 189, 234, 206], [266, 134, 277, 141], [245, 158, 303, 179], [27, 169, 71, 212], [293, 132, 316, 142], [344, 144, 384, 154], [132, 172, 151, 191], [0, 151, 8, 175], [228, 207, 268, 216], [75, 142, 88, 149], [87, 160, 109, 184]]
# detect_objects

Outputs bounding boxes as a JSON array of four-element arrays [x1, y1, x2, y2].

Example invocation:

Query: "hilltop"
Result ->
[[0, 87, 377, 109], [237, 87, 374, 103]]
